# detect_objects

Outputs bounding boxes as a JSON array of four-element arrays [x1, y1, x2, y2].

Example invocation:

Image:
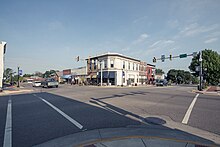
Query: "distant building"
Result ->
[[146, 64, 156, 84], [61, 67, 87, 84], [0, 41, 6, 90], [86, 53, 142, 86]]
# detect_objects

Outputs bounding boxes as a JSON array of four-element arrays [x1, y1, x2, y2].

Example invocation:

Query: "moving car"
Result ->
[[42, 78, 58, 88], [155, 79, 168, 86], [32, 81, 42, 87]]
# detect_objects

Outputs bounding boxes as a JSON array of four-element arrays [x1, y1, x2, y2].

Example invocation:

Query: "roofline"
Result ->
[[85, 52, 140, 62], [147, 63, 156, 67]]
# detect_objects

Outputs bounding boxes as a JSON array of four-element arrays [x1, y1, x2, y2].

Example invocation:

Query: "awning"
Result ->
[[62, 75, 72, 79]]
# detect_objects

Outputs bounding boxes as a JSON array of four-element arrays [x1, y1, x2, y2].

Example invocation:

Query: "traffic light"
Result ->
[[153, 57, 156, 63], [169, 54, 172, 61]]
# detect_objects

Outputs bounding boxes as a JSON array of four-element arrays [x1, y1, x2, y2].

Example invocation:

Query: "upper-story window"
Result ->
[[104, 60, 107, 68], [110, 60, 114, 68], [94, 60, 96, 70], [123, 61, 125, 69], [136, 64, 139, 70], [89, 60, 92, 70], [133, 63, 135, 70], [128, 62, 130, 70]]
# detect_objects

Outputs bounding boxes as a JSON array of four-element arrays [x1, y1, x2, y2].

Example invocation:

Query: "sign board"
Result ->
[[19, 70, 22, 75], [161, 55, 165, 62], [179, 54, 187, 58], [195, 66, 200, 72]]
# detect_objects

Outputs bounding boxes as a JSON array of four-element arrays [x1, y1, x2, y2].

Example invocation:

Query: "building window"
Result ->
[[104, 60, 107, 68], [133, 63, 135, 70], [136, 64, 138, 70], [123, 61, 125, 69], [110, 60, 114, 68], [89, 61, 92, 70], [94, 60, 96, 70], [128, 63, 130, 70]]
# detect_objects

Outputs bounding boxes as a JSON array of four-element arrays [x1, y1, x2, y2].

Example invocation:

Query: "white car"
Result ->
[[32, 81, 42, 87]]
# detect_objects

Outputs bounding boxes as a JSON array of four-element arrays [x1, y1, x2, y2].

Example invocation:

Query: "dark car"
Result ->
[[155, 79, 168, 86]]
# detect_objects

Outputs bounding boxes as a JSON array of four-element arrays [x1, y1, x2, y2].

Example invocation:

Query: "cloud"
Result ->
[[133, 16, 148, 24], [147, 40, 175, 53], [204, 38, 218, 44], [132, 33, 149, 45], [48, 21, 64, 30], [179, 23, 218, 37], [167, 19, 179, 28]]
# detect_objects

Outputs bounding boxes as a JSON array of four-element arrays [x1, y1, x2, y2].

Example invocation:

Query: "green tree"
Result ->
[[3, 68, 14, 83], [43, 70, 56, 78], [23, 74, 33, 77], [189, 49, 220, 85], [166, 69, 177, 83], [167, 69, 193, 84], [155, 69, 164, 75]]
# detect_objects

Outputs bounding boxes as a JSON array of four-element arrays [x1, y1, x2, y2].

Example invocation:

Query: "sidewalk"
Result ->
[[192, 86, 220, 96], [35, 126, 220, 147], [0, 86, 34, 96]]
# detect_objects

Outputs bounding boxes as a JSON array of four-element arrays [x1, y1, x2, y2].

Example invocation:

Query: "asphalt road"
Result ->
[[0, 84, 219, 146]]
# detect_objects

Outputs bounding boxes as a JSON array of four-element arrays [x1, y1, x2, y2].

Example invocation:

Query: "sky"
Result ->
[[0, 0, 220, 74]]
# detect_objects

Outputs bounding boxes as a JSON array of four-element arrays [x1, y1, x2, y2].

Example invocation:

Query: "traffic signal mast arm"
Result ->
[[153, 52, 197, 62]]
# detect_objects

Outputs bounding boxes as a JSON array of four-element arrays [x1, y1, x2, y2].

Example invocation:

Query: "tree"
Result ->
[[189, 49, 220, 85], [166, 69, 177, 83], [167, 69, 193, 84], [43, 70, 56, 78], [34, 71, 43, 77], [23, 74, 33, 77], [155, 69, 164, 75], [3, 68, 14, 83]]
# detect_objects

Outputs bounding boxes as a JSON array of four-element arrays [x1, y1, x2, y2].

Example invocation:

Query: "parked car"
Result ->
[[42, 78, 58, 88], [155, 79, 168, 86], [32, 81, 42, 87]]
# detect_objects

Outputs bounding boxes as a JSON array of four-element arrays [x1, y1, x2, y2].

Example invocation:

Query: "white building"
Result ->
[[86, 53, 141, 86], [0, 41, 7, 90]]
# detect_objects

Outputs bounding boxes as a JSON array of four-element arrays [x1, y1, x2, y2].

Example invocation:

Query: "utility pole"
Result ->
[[199, 51, 202, 91], [17, 66, 20, 88], [100, 61, 103, 86]]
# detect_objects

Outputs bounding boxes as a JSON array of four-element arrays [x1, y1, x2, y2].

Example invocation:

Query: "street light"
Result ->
[[97, 59, 103, 86]]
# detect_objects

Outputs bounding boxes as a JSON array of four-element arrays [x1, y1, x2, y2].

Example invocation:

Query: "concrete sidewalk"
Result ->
[[192, 86, 220, 96], [35, 126, 220, 147], [0, 86, 34, 95]]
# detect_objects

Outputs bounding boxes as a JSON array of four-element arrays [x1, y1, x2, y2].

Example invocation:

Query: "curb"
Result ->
[[34, 127, 220, 147]]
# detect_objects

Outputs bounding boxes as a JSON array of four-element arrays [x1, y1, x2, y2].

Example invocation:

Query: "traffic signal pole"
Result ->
[[199, 51, 203, 91], [17, 66, 20, 88]]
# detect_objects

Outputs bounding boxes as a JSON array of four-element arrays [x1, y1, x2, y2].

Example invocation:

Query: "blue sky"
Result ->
[[0, 0, 220, 74]]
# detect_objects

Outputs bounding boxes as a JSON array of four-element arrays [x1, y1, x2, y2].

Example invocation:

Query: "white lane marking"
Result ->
[[33, 94, 83, 129], [182, 94, 199, 124], [3, 97, 12, 147]]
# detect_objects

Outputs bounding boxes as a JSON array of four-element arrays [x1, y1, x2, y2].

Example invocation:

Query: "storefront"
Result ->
[[98, 71, 116, 85]]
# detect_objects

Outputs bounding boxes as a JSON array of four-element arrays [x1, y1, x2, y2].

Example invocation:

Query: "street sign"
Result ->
[[179, 54, 187, 58], [19, 70, 22, 75], [161, 55, 165, 62]]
